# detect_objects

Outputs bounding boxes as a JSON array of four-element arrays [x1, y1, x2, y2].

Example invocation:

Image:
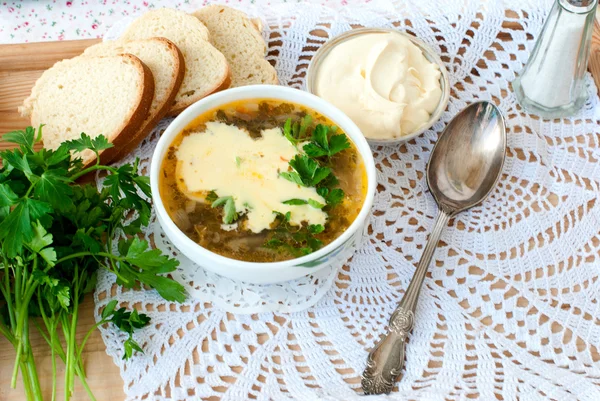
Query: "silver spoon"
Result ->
[[361, 101, 506, 395]]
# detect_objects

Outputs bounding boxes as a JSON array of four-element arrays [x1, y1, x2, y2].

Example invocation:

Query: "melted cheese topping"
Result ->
[[176, 122, 327, 233]]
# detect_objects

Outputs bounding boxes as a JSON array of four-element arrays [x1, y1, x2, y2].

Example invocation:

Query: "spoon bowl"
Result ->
[[427, 101, 506, 214], [362, 101, 506, 395]]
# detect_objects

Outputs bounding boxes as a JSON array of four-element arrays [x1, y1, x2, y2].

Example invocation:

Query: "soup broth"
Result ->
[[160, 99, 367, 262]]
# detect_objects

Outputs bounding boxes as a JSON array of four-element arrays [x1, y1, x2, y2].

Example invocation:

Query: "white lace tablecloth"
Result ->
[[6, 0, 600, 399]]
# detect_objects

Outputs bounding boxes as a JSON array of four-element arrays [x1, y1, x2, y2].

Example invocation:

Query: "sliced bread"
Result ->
[[19, 54, 154, 167], [83, 38, 185, 161], [120, 8, 230, 115], [192, 5, 278, 87]]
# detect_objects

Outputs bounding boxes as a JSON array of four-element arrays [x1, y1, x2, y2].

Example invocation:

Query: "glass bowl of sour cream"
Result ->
[[306, 28, 450, 144]]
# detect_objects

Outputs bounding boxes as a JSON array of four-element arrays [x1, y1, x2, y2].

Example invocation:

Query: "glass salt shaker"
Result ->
[[512, 0, 598, 118]]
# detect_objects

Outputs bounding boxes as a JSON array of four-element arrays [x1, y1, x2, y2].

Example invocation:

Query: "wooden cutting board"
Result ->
[[0, 38, 101, 136]]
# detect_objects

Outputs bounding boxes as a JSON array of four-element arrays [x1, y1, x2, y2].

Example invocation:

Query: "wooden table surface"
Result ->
[[2, 15, 600, 401]]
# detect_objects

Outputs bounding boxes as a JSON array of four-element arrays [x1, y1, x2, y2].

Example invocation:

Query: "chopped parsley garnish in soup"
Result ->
[[159, 100, 368, 262]]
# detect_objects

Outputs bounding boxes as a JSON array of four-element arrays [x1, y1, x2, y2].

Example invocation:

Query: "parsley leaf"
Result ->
[[282, 198, 325, 209], [142, 274, 187, 302], [317, 187, 345, 207], [73, 228, 102, 253], [32, 270, 71, 310], [0, 183, 18, 207], [282, 198, 308, 205], [64, 133, 113, 154], [26, 222, 57, 266], [45, 145, 71, 167], [123, 337, 144, 360], [279, 171, 304, 186], [101, 300, 119, 319], [1, 148, 35, 180], [299, 114, 312, 138], [0, 202, 32, 257], [302, 125, 350, 158], [283, 118, 295, 145], [124, 238, 179, 274], [283, 115, 313, 147], [3, 126, 37, 154], [328, 134, 351, 156], [25, 198, 53, 220], [308, 224, 325, 234], [327, 188, 345, 206], [205, 190, 218, 203], [34, 168, 74, 212], [103, 161, 150, 217], [283, 154, 331, 187], [102, 307, 151, 360], [211, 196, 238, 224], [303, 124, 330, 158], [265, 213, 325, 257], [308, 199, 325, 209], [273, 210, 292, 223], [264, 238, 285, 248]]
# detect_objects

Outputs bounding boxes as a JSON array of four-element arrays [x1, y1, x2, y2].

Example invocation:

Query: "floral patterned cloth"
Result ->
[[0, 0, 359, 44]]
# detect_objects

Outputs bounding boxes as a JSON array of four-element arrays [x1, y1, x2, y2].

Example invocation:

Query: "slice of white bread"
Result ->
[[19, 54, 154, 167], [120, 8, 230, 115], [192, 5, 278, 87], [83, 38, 185, 161]]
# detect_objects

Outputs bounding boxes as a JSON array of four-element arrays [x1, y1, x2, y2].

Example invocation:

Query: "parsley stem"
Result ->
[[74, 364, 96, 401], [32, 317, 51, 344], [0, 261, 16, 328], [18, 360, 34, 401], [50, 327, 59, 401], [64, 264, 80, 401], [55, 251, 131, 285], [22, 321, 43, 401], [55, 251, 120, 265], [69, 164, 117, 181], [0, 321, 15, 345], [14, 261, 21, 328], [15, 279, 39, 345], [10, 339, 22, 388], [36, 288, 60, 401], [23, 182, 36, 199], [77, 320, 105, 362]]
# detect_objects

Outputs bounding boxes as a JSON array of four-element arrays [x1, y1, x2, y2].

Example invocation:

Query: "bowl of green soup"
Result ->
[[151, 85, 376, 284]]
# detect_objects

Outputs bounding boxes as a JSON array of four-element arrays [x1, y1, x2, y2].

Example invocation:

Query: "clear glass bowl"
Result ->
[[305, 28, 450, 145]]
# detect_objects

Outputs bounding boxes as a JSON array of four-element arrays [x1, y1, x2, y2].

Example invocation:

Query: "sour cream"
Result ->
[[314, 32, 443, 139]]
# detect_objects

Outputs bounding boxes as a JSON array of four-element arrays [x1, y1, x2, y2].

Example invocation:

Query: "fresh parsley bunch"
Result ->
[[0, 126, 186, 401]]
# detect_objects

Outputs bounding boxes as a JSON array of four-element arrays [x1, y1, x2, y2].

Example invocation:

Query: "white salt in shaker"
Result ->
[[513, 0, 598, 118]]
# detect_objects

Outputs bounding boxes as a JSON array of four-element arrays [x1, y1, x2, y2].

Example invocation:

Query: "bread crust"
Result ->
[[93, 54, 155, 167], [110, 38, 185, 161], [166, 62, 231, 116]]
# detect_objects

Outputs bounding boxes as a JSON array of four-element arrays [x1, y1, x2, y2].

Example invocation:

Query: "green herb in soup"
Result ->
[[159, 100, 367, 262]]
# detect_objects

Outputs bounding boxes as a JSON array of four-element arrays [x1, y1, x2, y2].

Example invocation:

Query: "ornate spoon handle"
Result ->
[[361, 210, 451, 395]]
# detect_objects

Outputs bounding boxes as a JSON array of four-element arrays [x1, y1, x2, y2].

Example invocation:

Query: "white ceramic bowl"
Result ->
[[150, 85, 377, 284]]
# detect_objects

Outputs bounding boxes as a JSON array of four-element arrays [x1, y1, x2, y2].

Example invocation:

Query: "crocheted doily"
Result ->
[[94, 1, 600, 400]]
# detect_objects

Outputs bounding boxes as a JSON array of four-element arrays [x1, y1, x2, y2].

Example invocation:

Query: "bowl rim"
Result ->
[[150, 85, 377, 270], [305, 27, 451, 144]]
